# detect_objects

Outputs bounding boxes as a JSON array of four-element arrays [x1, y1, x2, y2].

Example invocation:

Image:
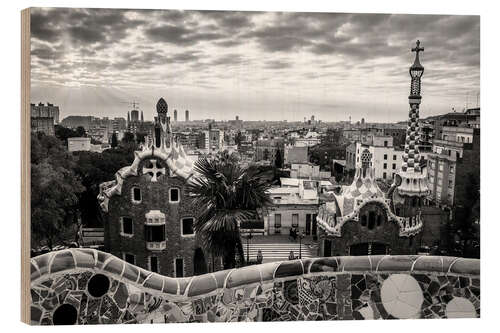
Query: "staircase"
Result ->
[[244, 241, 318, 263]]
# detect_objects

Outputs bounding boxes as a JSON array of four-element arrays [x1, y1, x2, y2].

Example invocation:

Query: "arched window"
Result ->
[[368, 211, 376, 230], [361, 215, 367, 227]]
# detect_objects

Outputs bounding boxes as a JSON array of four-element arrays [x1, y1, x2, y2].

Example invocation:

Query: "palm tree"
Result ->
[[186, 153, 272, 269]]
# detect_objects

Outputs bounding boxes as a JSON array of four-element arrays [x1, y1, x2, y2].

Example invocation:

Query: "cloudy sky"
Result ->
[[30, 8, 480, 122]]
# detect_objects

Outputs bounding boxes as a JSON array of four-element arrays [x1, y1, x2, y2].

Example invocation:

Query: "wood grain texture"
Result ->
[[21, 7, 31, 325]]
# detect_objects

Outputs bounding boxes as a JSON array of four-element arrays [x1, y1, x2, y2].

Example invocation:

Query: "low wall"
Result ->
[[30, 249, 480, 324]]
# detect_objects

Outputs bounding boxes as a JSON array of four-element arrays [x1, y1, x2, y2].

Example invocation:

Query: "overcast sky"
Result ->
[[30, 8, 480, 122]]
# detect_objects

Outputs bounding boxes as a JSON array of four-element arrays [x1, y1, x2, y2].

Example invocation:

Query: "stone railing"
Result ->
[[30, 249, 479, 325]]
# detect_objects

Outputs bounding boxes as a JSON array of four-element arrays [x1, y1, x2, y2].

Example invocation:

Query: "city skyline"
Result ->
[[31, 8, 479, 122]]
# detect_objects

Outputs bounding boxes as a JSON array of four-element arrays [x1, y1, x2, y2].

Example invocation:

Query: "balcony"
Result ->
[[146, 241, 166, 251]]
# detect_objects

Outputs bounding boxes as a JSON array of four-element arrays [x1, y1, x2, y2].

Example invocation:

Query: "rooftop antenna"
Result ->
[[120, 100, 140, 110]]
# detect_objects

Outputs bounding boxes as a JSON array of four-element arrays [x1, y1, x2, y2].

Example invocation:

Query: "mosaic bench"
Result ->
[[30, 249, 480, 324]]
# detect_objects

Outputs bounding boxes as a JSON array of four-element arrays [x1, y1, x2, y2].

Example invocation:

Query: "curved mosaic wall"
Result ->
[[30, 249, 480, 324]]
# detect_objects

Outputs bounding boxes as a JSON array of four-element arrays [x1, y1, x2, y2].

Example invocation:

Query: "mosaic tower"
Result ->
[[391, 40, 429, 218]]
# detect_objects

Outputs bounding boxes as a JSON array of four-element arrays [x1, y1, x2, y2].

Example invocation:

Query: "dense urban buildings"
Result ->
[[30, 102, 59, 135]]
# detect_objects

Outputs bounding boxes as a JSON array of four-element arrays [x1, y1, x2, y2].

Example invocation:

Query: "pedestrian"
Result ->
[[256, 250, 263, 264], [288, 251, 295, 260]]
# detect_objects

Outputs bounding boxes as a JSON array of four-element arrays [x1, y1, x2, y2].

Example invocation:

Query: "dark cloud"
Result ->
[[145, 24, 226, 45], [264, 60, 292, 69]]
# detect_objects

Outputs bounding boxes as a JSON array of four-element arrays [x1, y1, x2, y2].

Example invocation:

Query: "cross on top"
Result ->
[[143, 159, 166, 182], [412, 40, 424, 55]]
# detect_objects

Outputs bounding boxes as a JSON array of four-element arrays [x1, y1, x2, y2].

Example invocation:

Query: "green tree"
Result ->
[[122, 131, 135, 143], [274, 148, 283, 168], [111, 132, 118, 148], [31, 133, 85, 250], [186, 153, 272, 269]]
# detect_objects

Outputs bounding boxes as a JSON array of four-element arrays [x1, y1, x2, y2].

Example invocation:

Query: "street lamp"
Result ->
[[246, 230, 253, 264], [298, 232, 305, 259]]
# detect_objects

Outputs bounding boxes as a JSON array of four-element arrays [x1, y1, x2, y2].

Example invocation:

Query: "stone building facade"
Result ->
[[98, 98, 209, 278]]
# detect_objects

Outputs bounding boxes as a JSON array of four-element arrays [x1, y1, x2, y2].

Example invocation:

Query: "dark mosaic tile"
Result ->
[[30, 306, 42, 324], [351, 286, 362, 300], [309, 258, 339, 273], [352, 310, 364, 320], [413, 274, 431, 285], [274, 260, 304, 278], [459, 276, 470, 288]]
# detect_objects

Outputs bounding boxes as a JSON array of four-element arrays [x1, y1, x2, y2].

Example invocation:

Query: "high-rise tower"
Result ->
[[174, 109, 178, 122], [185, 109, 189, 122], [391, 40, 429, 218]]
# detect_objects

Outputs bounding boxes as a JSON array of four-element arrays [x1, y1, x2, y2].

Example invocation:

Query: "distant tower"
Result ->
[[236, 115, 239, 121], [130, 110, 139, 122], [185, 110, 189, 122], [127, 111, 130, 126], [154, 98, 171, 148], [141, 111, 144, 122], [304, 117, 306, 123], [174, 109, 178, 122], [361, 118, 365, 125], [311, 115, 315, 122], [391, 40, 429, 218]]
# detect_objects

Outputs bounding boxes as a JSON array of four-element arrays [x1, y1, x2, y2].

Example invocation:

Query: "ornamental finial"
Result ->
[[412, 40, 424, 55]]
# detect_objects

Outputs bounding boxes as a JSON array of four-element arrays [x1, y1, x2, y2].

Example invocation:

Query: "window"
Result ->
[[393, 155, 396, 160], [175, 258, 184, 277], [149, 256, 159, 273], [292, 214, 299, 227], [392, 163, 396, 170], [368, 211, 376, 230], [384, 141, 388, 147], [181, 217, 195, 236], [121, 217, 133, 236], [383, 172, 387, 179], [384, 154, 388, 160], [170, 188, 180, 203], [448, 179, 453, 188], [361, 215, 367, 227], [275, 214, 282, 228], [145, 225, 165, 242], [383, 163, 387, 169], [132, 187, 141, 203], [124, 253, 135, 265], [449, 165, 455, 174]]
